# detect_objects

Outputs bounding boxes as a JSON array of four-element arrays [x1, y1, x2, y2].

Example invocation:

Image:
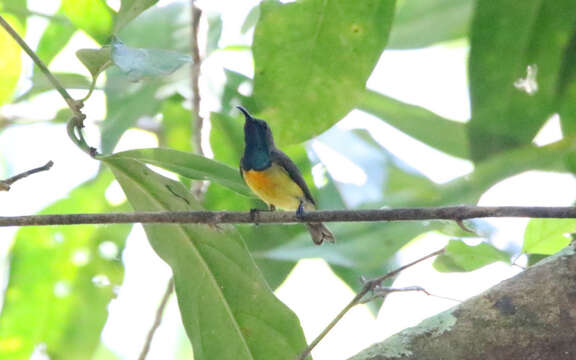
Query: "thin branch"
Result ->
[[0, 161, 54, 191], [138, 278, 175, 360], [1, 206, 576, 227], [297, 248, 445, 360]]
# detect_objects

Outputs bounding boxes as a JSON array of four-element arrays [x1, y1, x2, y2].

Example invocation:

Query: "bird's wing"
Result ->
[[270, 148, 316, 206]]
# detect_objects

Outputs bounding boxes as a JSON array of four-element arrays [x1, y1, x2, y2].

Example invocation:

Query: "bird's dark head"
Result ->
[[238, 106, 275, 170]]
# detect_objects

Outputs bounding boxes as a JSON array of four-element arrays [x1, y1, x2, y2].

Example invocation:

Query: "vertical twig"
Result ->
[[191, 1, 204, 157], [138, 2, 205, 357], [137, 278, 175, 360]]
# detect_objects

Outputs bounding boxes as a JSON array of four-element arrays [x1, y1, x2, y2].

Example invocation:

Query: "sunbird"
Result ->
[[238, 106, 335, 245]]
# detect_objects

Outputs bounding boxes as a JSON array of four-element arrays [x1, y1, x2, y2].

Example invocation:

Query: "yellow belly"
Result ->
[[242, 163, 312, 210]]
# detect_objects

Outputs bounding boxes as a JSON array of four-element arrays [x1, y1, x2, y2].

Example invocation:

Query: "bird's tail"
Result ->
[[306, 222, 335, 245]]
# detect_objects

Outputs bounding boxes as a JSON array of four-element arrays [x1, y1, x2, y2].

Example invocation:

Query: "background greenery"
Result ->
[[0, 0, 575, 359]]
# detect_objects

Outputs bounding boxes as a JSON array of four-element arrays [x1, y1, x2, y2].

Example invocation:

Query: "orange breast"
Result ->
[[242, 164, 310, 210]]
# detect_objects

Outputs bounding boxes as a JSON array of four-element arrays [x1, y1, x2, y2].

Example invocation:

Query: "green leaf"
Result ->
[[106, 148, 252, 197], [104, 157, 309, 360], [206, 15, 223, 55], [387, 0, 473, 49], [468, 0, 576, 161], [61, 0, 114, 45], [114, 0, 159, 32], [0, 173, 130, 359], [36, 9, 76, 65], [76, 47, 113, 79], [241, 6, 260, 34], [101, 73, 162, 154], [100, 2, 190, 153], [523, 219, 575, 255], [434, 240, 510, 272], [15, 72, 92, 103], [252, 0, 396, 145], [558, 31, 576, 135], [0, 14, 23, 106], [0, 0, 28, 24], [160, 94, 194, 152], [357, 88, 470, 159], [111, 38, 192, 81]]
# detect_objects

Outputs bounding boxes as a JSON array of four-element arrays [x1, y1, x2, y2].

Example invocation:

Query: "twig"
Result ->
[[0, 161, 54, 191], [138, 3, 204, 356], [190, 1, 204, 156], [297, 248, 445, 360], [1, 206, 576, 227], [0, 14, 95, 156], [138, 278, 175, 360]]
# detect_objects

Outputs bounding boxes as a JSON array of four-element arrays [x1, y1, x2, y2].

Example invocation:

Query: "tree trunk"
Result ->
[[349, 246, 576, 360]]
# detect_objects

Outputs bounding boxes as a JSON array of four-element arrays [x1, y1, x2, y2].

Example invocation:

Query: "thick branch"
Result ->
[[0, 206, 575, 227], [349, 245, 576, 360]]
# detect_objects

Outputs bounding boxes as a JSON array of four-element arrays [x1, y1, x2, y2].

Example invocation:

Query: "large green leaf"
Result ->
[[387, 0, 473, 49], [104, 157, 309, 360], [108, 148, 252, 197], [0, 173, 130, 359], [433, 239, 510, 272], [61, 0, 114, 45], [523, 219, 576, 255], [252, 0, 396, 145], [468, 0, 576, 161], [357, 89, 470, 159], [0, 14, 22, 106]]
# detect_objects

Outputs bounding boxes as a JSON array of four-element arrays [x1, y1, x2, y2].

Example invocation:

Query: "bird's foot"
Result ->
[[296, 202, 305, 219]]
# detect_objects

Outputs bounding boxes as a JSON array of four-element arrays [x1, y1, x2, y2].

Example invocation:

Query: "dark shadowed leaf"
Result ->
[[468, 0, 576, 161]]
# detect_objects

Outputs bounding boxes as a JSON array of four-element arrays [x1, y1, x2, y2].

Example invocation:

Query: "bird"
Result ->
[[237, 105, 335, 245]]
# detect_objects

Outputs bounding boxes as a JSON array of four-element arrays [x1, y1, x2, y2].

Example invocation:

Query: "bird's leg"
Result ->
[[296, 201, 305, 219], [250, 204, 276, 225]]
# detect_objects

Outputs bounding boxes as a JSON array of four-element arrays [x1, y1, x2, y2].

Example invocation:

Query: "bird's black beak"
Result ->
[[237, 105, 255, 122]]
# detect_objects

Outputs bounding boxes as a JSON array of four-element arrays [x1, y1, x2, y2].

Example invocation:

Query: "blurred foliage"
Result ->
[[0, 171, 130, 359], [0, 0, 575, 359]]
